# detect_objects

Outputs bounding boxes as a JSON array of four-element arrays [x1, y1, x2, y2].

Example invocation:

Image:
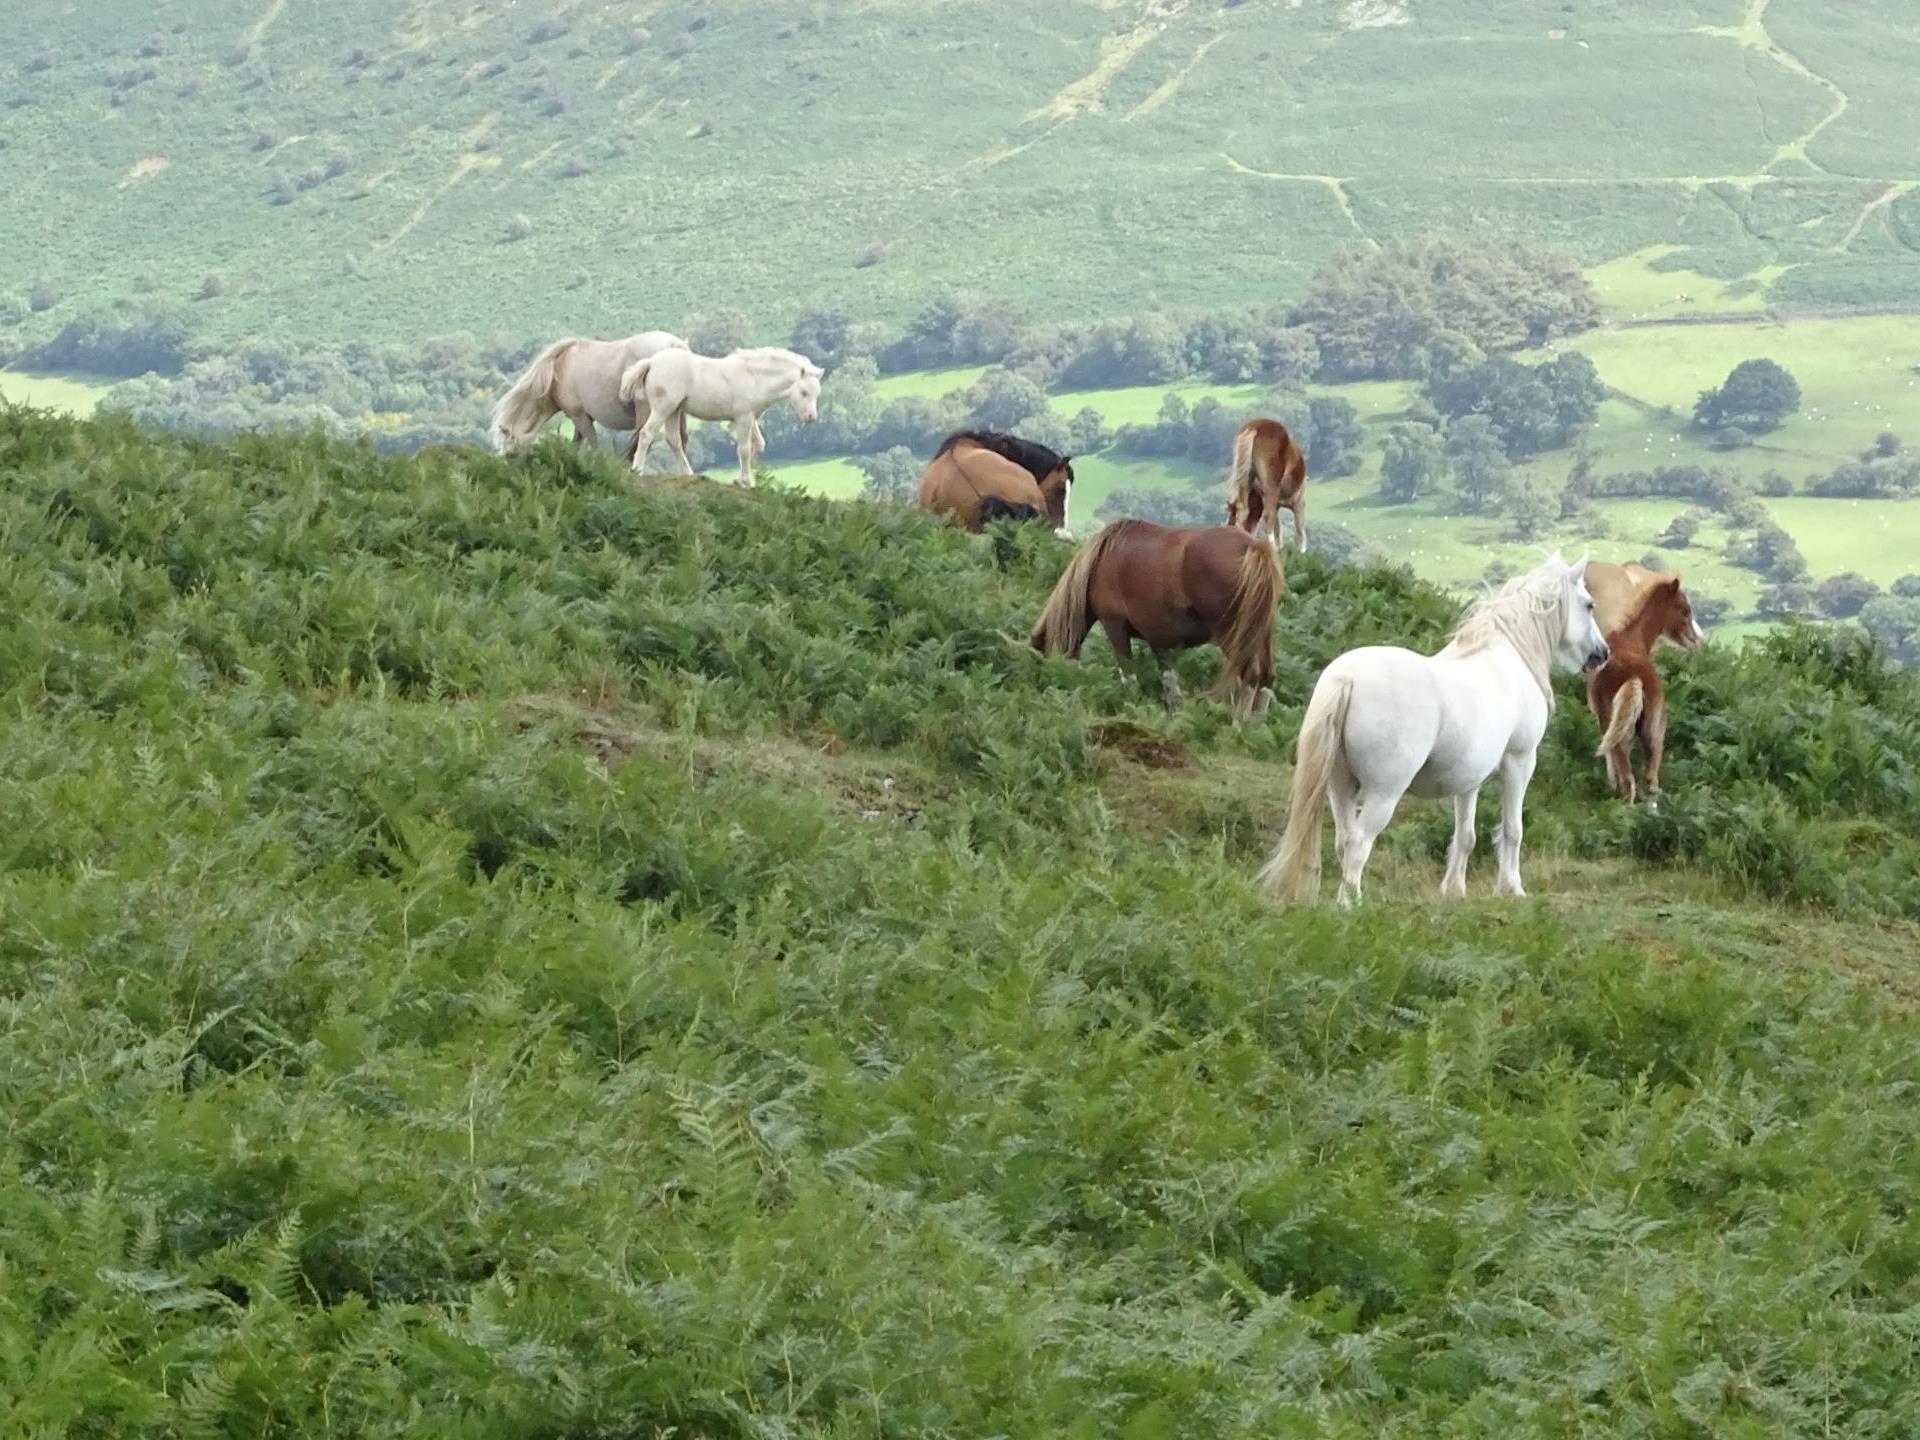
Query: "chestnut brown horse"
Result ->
[[1224, 418, 1308, 553], [916, 430, 1075, 535], [1587, 572, 1705, 805], [1030, 520, 1284, 721]]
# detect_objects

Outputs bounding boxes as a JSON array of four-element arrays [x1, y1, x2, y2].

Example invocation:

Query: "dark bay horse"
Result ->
[[1587, 572, 1705, 805], [916, 430, 1075, 535], [1030, 520, 1285, 720], [1225, 418, 1308, 552]]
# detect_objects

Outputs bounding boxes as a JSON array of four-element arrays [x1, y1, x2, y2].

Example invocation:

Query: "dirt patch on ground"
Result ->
[[118, 156, 170, 189], [1343, 1, 1409, 30]]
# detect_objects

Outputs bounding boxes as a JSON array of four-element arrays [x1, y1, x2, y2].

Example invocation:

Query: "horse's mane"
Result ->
[[1445, 564, 1572, 706], [933, 429, 1070, 484], [724, 346, 819, 374]]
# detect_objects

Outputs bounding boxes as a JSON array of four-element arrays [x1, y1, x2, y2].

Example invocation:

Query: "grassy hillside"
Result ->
[[6, 407, 1920, 1434], [4, 0, 1920, 345]]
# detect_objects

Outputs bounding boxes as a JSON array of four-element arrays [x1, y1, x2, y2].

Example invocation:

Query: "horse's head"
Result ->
[[1038, 458, 1074, 531], [788, 361, 823, 424], [1555, 552, 1610, 673], [1648, 574, 1705, 649]]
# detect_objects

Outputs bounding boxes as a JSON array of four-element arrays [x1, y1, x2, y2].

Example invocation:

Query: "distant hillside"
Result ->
[[4, 0, 1920, 346]]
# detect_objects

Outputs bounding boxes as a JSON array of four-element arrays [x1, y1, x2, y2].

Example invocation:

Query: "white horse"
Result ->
[[490, 332, 689, 458], [620, 346, 822, 487], [1258, 553, 1610, 907]]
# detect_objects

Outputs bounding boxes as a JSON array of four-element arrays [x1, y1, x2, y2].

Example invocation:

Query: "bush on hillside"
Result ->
[[1426, 351, 1604, 459]]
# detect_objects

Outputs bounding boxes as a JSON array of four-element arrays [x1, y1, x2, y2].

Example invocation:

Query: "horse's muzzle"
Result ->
[[1585, 643, 1610, 671]]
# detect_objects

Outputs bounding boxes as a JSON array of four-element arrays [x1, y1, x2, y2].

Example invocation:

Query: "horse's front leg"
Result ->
[[1292, 496, 1309, 554], [568, 411, 601, 449], [732, 417, 757, 488], [1493, 750, 1537, 898], [1441, 788, 1478, 899]]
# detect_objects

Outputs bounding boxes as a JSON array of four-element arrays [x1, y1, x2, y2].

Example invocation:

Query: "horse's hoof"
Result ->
[[1054, 527, 1074, 542]]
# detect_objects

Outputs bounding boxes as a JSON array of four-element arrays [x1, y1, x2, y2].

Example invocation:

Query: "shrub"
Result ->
[[503, 213, 535, 243]]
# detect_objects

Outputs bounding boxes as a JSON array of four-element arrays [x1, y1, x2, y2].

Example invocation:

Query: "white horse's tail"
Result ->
[[1597, 677, 1644, 761], [617, 356, 655, 405], [491, 339, 574, 453], [1256, 674, 1354, 905]]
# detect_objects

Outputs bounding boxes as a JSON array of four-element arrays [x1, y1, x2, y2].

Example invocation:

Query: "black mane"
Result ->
[[934, 429, 1072, 484]]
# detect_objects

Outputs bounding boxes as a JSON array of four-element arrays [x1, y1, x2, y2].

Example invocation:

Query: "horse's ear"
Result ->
[[1659, 573, 1683, 591], [1570, 551, 1591, 576]]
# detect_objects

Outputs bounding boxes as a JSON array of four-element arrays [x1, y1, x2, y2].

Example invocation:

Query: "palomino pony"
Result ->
[[1225, 418, 1309, 553], [916, 431, 1075, 538], [1030, 520, 1284, 720], [621, 346, 822, 487], [1258, 553, 1610, 907], [490, 332, 690, 458], [1588, 572, 1704, 806]]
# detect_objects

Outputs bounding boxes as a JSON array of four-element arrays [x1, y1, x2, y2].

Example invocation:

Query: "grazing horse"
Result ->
[[1587, 572, 1704, 806], [490, 332, 690, 459], [1258, 553, 1610, 907], [1030, 520, 1284, 721], [916, 431, 1075, 538], [621, 346, 822, 487], [1225, 418, 1308, 553]]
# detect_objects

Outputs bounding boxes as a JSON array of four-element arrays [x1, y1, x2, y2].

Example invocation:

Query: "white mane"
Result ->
[[1443, 562, 1572, 706], [726, 346, 818, 377]]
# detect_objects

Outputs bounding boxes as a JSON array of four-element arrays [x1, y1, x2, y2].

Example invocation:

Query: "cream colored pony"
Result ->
[[621, 346, 822, 487], [490, 331, 689, 457]]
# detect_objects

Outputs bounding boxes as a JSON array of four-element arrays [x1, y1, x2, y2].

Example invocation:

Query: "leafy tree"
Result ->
[[1427, 352, 1602, 459], [688, 309, 752, 355], [790, 306, 864, 369], [855, 445, 922, 502], [1816, 572, 1881, 620], [1757, 469, 1793, 496], [1380, 423, 1448, 503], [1656, 508, 1707, 548], [1065, 407, 1106, 455], [1694, 358, 1801, 432], [1895, 574, 1920, 599], [1306, 396, 1363, 478], [1507, 475, 1557, 540], [1292, 239, 1598, 380], [1757, 580, 1816, 618], [963, 367, 1050, 432], [1859, 594, 1920, 667], [1445, 415, 1512, 513]]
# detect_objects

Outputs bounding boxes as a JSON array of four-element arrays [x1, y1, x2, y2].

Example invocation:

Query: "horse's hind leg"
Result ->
[[633, 408, 672, 476], [1493, 750, 1538, 898], [1291, 494, 1308, 554], [1641, 699, 1668, 810], [1441, 788, 1478, 899], [662, 409, 696, 476], [567, 410, 601, 449], [1336, 791, 1396, 909], [1159, 658, 1184, 711]]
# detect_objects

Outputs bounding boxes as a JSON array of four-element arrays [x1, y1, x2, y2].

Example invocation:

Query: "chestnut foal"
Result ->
[[1586, 573, 1705, 805]]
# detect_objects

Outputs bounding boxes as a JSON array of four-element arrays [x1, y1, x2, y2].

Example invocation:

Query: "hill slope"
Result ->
[[5, 409, 1920, 1434], [4, 0, 1920, 344]]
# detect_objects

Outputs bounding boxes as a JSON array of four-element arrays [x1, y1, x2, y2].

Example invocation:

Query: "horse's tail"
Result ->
[[1597, 676, 1644, 760], [617, 355, 655, 405], [1030, 522, 1134, 655], [1256, 673, 1354, 905], [1226, 425, 1258, 519], [1212, 538, 1285, 708], [490, 338, 573, 453]]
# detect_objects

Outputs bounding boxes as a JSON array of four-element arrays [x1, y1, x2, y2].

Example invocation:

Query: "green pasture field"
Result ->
[[0, 368, 112, 414]]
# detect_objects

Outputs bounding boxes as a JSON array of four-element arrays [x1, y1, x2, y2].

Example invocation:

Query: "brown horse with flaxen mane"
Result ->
[[916, 430, 1075, 535], [1586, 571, 1705, 806], [1225, 418, 1308, 552], [1030, 520, 1284, 721]]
